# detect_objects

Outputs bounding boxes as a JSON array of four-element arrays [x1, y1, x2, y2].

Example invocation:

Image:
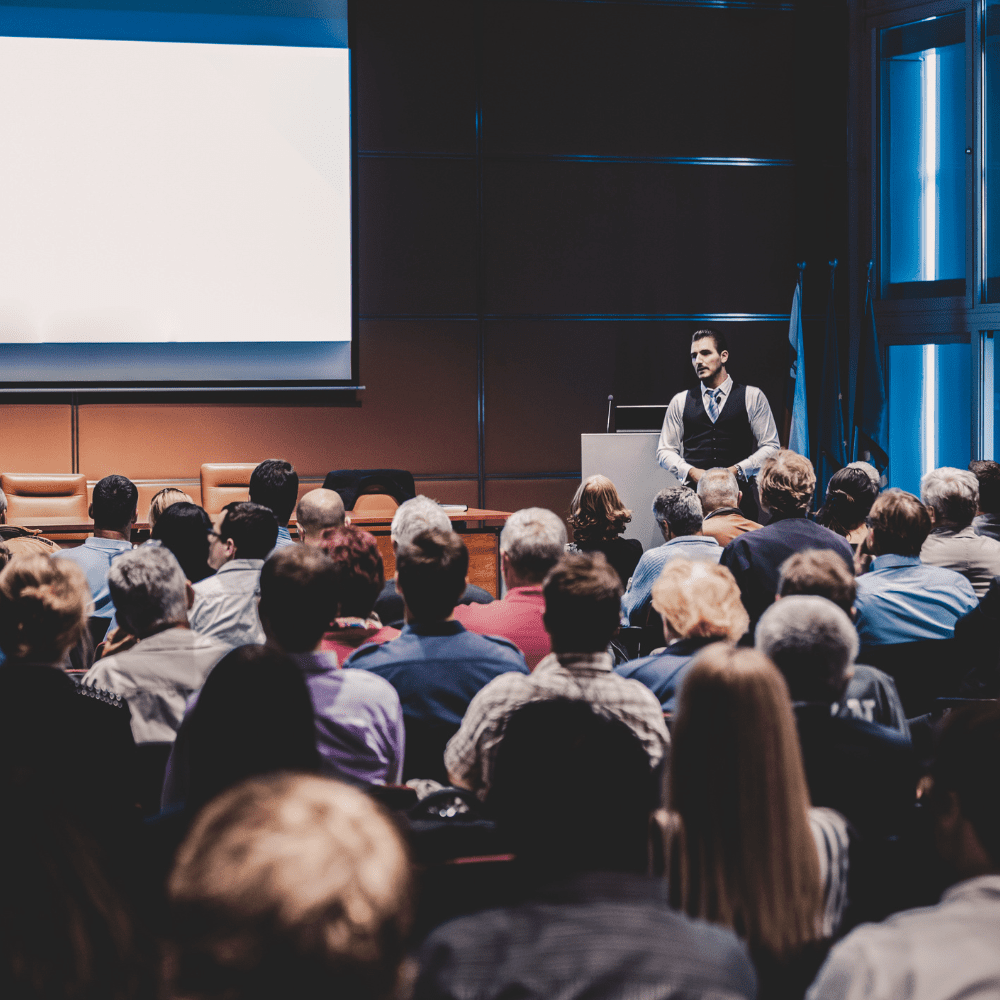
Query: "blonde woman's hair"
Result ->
[[651, 559, 748, 641], [148, 488, 193, 531], [0, 554, 91, 662], [665, 645, 823, 959], [568, 475, 632, 544], [759, 449, 816, 515]]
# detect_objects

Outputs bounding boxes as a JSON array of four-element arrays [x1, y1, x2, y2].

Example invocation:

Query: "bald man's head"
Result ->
[[296, 489, 346, 545]]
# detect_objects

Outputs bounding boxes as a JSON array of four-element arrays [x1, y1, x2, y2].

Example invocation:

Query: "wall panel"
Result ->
[[484, 478, 579, 524], [0, 405, 72, 473]]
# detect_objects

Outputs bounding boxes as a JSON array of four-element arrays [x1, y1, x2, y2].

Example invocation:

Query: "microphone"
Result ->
[[606, 394, 614, 434]]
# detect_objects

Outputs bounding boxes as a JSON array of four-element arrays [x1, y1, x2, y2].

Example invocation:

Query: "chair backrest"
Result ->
[[352, 493, 400, 515], [322, 469, 416, 511], [199, 463, 256, 516], [0, 473, 89, 521]]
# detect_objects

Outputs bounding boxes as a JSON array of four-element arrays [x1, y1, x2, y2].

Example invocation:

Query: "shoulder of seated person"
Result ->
[[343, 641, 389, 665], [470, 632, 526, 658]]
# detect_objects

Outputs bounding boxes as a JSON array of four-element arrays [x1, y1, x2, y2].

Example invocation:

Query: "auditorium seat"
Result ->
[[352, 492, 400, 515], [1, 472, 89, 521], [199, 463, 256, 515], [323, 469, 415, 511]]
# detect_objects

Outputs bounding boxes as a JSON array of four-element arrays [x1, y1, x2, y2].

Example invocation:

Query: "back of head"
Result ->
[[184, 647, 320, 811], [318, 525, 385, 620], [652, 486, 703, 537], [220, 503, 279, 560], [845, 460, 881, 486], [296, 489, 346, 542], [542, 552, 622, 653], [777, 549, 856, 615], [868, 488, 931, 556], [921, 466, 979, 528], [92, 475, 138, 532], [166, 772, 412, 1000], [970, 460, 1000, 516], [395, 528, 468, 623], [500, 507, 567, 583], [108, 544, 188, 638], [148, 488, 193, 531], [652, 559, 748, 641], [152, 502, 214, 583], [815, 467, 879, 536], [759, 450, 816, 516], [259, 547, 338, 652], [756, 595, 857, 703], [0, 555, 89, 662], [568, 475, 632, 544], [249, 459, 299, 526], [488, 698, 656, 875], [669, 645, 820, 957], [389, 495, 450, 548], [696, 467, 740, 516]]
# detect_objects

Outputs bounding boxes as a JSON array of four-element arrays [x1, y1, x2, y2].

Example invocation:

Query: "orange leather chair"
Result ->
[[352, 492, 400, 516], [199, 463, 256, 516], [0, 473, 89, 522]]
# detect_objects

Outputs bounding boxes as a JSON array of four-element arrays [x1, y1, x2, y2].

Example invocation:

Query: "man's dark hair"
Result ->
[[259, 547, 338, 652], [219, 503, 278, 561], [691, 328, 728, 354], [542, 552, 622, 653], [91, 475, 138, 530], [249, 459, 299, 526], [395, 528, 468, 623], [867, 489, 931, 557], [970, 460, 1000, 515], [652, 487, 703, 538]]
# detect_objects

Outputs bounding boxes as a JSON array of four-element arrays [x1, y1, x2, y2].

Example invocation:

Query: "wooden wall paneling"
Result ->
[[0, 405, 73, 474], [485, 478, 580, 527], [412, 479, 480, 507]]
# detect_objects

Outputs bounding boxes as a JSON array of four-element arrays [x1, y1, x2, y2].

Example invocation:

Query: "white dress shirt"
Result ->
[[656, 375, 780, 483], [189, 558, 266, 649]]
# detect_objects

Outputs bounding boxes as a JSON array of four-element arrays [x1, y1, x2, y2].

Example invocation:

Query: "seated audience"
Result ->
[[189, 502, 277, 648], [374, 495, 493, 628], [164, 773, 413, 1000], [566, 474, 642, 588], [259, 546, 404, 785], [296, 487, 347, 546], [970, 458, 1000, 542], [920, 466, 1000, 597], [697, 467, 762, 547], [621, 487, 720, 625], [615, 559, 748, 712], [417, 699, 755, 1000], [319, 525, 400, 659], [807, 704, 1000, 1000], [249, 457, 299, 549], [661, 645, 850, 1000], [845, 460, 881, 485], [720, 450, 853, 629], [54, 473, 137, 623], [814, 466, 879, 547], [445, 552, 669, 797], [855, 489, 978, 646], [80, 546, 229, 745], [147, 487, 192, 531], [757, 596, 916, 838], [454, 507, 566, 669], [348, 529, 527, 781], [151, 502, 215, 584]]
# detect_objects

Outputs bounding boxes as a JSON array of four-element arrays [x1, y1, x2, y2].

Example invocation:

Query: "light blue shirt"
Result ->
[[53, 536, 134, 618], [854, 554, 979, 646], [621, 534, 721, 624], [273, 525, 295, 550]]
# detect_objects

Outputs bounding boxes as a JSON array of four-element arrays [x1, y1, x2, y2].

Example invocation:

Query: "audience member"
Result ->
[[970, 458, 1000, 543], [249, 458, 299, 549], [189, 502, 277, 647], [697, 467, 762, 546], [855, 489, 977, 646], [720, 450, 853, 629], [296, 487, 347, 545], [757, 596, 916, 837], [417, 700, 756, 1000], [454, 507, 566, 669], [662, 645, 850, 1000], [164, 773, 413, 1000], [815, 466, 879, 546], [615, 559, 748, 712], [319, 525, 400, 659], [147, 488, 192, 531], [258, 546, 404, 785], [54, 473, 137, 623], [621, 487, 720, 625], [566, 474, 643, 588], [845, 460, 881, 486], [349, 528, 527, 781], [80, 546, 229, 744], [151, 502, 215, 584], [373, 496, 493, 628], [445, 552, 669, 797], [920, 466, 1000, 597], [807, 704, 1000, 1000]]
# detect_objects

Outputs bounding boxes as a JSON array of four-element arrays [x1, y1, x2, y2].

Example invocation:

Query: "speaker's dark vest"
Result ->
[[682, 383, 757, 471]]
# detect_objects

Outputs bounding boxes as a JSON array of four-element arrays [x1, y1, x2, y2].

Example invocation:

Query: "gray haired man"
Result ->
[[697, 467, 762, 547], [81, 544, 229, 744]]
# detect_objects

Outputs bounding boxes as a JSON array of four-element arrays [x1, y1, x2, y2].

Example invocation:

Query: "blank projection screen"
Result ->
[[0, 1, 353, 388]]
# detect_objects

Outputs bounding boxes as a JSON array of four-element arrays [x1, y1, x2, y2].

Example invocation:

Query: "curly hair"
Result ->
[[759, 450, 816, 515], [651, 559, 748, 641], [568, 475, 632, 544]]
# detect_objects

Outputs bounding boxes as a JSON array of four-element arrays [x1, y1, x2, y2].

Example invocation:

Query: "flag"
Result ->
[[786, 273, 809, 457], [816, 261, 847, 503], [853, 261, 889, 472]]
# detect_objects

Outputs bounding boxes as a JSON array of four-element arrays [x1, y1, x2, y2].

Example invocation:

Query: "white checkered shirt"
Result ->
[[444, 650, 670, 797]]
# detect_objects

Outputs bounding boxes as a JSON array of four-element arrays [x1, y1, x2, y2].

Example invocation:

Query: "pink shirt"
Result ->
[[453, 586, 550, 670]]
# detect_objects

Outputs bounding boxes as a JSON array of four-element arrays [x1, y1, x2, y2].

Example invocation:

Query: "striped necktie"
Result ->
[[705, 387, 722, 422]]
